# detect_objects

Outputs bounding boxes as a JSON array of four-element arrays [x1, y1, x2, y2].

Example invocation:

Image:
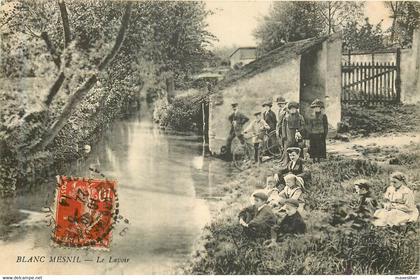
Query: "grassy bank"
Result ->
[[185, 145, 420, 274], [341, 103, 420, 136]]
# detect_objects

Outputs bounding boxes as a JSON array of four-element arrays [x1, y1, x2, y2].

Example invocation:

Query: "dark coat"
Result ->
[[278, 158, 306, 178], [239, 204, 276, 238], [274, 211, 306, 235], [263, 110, 277, 132], [228, 111, 249, 135], [307, 113, 328, 159], [276, 108, 288, 138], [282, 113, 305, 142], [238, 205, 257, 224]]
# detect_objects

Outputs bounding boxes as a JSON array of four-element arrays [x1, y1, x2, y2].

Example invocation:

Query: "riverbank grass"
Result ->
[[185, 145, 420, 275]]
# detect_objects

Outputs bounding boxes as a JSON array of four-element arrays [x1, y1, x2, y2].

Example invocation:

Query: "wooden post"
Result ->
[[202, 103, 206, 157], [348, 49, 351, 64], [396, 48, 401, 103]]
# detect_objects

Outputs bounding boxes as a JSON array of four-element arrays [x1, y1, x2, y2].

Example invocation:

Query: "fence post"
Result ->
[[396, 48, 401, 103]]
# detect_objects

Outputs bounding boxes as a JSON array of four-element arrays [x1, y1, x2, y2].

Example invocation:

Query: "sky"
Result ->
[[205, 1, 393, 49]]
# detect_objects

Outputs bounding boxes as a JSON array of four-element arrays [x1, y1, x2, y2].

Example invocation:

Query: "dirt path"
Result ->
[[327, 132, 420, 160]]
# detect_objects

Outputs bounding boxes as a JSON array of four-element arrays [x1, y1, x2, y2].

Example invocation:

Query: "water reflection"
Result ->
[[0, 119, 232, 274]]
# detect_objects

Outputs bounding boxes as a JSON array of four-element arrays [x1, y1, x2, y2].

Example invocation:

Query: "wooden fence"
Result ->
[[341, 49, 401, 104]]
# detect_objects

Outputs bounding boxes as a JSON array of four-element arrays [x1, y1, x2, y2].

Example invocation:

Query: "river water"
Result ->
[[0, 119, 233, 274]]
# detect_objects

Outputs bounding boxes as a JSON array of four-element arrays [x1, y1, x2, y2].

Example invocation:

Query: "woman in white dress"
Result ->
[[373, 172, 419, 227]]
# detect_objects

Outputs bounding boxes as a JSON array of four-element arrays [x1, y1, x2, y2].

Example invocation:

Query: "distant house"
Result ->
[[229, 47, 257, 69], [209, 33, 342, 154]]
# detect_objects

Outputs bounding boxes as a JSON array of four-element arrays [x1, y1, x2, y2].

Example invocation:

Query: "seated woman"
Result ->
[[238, 191, 277, 239], [274, 147, 309, 188], [373, 172, 419, 227]]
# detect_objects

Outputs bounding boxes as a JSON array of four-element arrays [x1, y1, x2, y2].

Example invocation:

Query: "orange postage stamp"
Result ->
[[53, 176, 117, 249]]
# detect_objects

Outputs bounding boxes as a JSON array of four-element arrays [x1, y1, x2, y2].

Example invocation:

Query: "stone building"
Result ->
[[209, 33, 342, 154], [229, 47, 257, 69]]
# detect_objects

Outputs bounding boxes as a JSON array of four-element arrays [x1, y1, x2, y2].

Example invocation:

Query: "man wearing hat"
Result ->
[[307, 98, 328, 163], [244, 111, 270, 163], [262, 101, 277, 133], [239, 190, 276, 239], [280, 101, 305, 165], [275, 97, 288, 140], [268, 198, 306, 246], [226, 103, 249, 157]]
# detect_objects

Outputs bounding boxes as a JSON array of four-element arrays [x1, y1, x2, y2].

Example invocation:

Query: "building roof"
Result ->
[[229, 47, 257, 58], [220, 35, 330, 89]]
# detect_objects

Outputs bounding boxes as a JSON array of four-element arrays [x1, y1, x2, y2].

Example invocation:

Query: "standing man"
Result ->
[[281, 101, 305, 165], [244, 111, 270, 163], [275, 97, 288, 143], [226, 103, 249, 156], [262, 101, 277, 133]]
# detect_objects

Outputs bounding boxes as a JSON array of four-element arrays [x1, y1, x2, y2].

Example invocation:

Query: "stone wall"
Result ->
[[300, 33, 342, 131], [209, 58, 301, 154], [325, 33, 343, 130], [401, 28, 420, 103]]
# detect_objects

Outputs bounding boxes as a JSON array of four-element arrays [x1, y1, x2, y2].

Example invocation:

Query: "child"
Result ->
[[267, 199, 306, 247], [277, 173, 305, 213], [274, 147, 308, 188], [307, 99, 328, 163], [346, 179, 378, 229], [265, 176, 282, 206], [238, 191, 276, 239], [244, 111, 270, 163]]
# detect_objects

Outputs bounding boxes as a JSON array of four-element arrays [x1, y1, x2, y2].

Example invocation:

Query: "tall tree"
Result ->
[[317, 1, 365, 34], [0, 0, 215, 152], [254, 1, 323, 53], [385, 1, 420, 47], [254, 1, 364, 54], [343, 18, 385, 51]]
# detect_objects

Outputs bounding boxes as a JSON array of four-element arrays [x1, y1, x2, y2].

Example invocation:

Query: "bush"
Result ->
[[0, 77, 139, 196], [155, 89, 208, 131], [341, 104, 420, 136]]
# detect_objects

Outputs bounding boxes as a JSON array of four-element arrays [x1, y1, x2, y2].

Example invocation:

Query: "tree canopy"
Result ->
[[386, 1, 420, 48], [254, 1, 364, 54]]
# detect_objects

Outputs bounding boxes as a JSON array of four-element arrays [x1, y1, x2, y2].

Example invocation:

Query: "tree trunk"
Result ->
[[58, 0, 71, 48], [45, 72, 66, 106], [34, 1, 132, 152], [41, 32, 61, 68], [43, 0, 72, 106]]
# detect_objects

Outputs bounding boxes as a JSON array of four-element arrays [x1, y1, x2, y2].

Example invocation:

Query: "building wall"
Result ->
[[209, 58, 301, 153], [401, 28, 420, 103], [230, 49, 257, 69], [342, 52, 396, 64], [299, 33, 342, 131], [300, 45, 326, 121], [325, 34, 343, 130]]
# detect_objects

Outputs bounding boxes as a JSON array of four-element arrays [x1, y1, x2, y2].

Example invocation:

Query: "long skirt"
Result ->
[[308, 133, 326, 159], [373, 208, 419, 227]]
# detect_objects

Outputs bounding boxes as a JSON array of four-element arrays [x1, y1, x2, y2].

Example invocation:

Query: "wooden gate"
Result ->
[[341, 49, 401, 104]]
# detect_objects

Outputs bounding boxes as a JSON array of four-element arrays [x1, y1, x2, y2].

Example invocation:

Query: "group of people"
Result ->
[[225, 97, 329, 165], [239, 161, 419, 245], [229, 96, 419, 245]]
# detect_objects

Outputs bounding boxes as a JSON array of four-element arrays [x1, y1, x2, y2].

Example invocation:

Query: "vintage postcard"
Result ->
[[0, 0, 419, 277]]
